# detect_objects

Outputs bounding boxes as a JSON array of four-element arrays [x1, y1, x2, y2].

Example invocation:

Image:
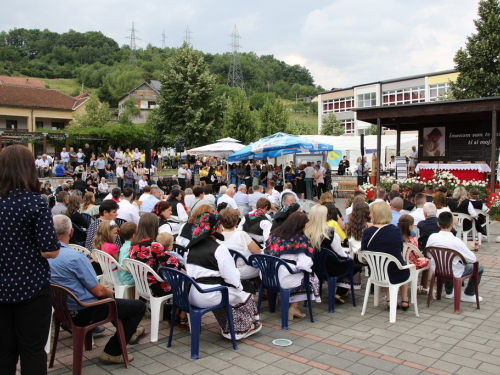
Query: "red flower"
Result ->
[[294, 242, 300, 248]]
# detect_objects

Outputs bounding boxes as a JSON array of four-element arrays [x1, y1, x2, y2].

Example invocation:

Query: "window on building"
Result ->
[[382, 86, 425, 106], [343, 119, 355, 134], [36, 121, 44, 129], [148, 101, 156, 109], [136, 90, 143, 96], [51, 122, 64, 130], [429, 83, 450, 101], [357, 92, 377, 108], [322, 96, 354, 114], [6, 120, 17, 130]]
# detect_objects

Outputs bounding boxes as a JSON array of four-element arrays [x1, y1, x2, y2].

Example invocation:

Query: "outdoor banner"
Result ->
[[327, 150, 342, 167]]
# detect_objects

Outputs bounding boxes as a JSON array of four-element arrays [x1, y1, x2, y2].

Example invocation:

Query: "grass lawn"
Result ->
[[40, 78, 95, 96], [289, 111, 319, 134]]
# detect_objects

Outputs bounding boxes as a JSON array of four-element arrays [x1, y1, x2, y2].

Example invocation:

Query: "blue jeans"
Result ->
[[305, 178, 313, 200], [445, 264, 484, 296]]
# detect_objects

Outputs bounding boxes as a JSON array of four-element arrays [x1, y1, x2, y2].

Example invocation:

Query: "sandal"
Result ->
[[401, 301, 409, 311], [179, 317, 189, 327], [243, 321, 262, 338], [335, 294, 346, 304]]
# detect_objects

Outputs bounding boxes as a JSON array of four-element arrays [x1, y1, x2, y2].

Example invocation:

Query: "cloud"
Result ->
[[273, 0, 478, 89]]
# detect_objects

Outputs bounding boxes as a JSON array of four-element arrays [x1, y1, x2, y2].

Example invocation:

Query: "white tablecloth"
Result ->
[[415, 163, 491, 173]]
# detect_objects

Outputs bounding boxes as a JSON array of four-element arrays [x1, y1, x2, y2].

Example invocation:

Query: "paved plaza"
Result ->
[[47, 203, 500, 375]]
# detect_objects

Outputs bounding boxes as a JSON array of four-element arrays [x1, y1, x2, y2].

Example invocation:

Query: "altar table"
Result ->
[[415, 163, 491, 182]]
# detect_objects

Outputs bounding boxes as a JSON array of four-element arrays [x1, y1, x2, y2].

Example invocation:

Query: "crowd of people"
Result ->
[[0, 143, 487, 374]]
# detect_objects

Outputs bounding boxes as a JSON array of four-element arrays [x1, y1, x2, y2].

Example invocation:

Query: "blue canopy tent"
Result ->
[[227, 133, 334, 162], [228, 133, 334, 182]]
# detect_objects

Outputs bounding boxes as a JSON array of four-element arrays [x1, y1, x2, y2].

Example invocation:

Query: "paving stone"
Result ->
[[357, 356, 398, 372], [273, 358, 315, 374], [174, 361, 206, 374], [389, 364, 424, 375], [253, 365, 289, 375], [344, 362, 375, 374], [314, 353, 354, 370], [397, 351, 437, 367], [441, 353, 481, 369], [477, 362, 500, 374]]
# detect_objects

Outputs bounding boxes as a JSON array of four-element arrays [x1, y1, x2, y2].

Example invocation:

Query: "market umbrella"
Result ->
[[187, 141, 245, 158], [216, 137, 241, 143], [227, 132, 334, 162]]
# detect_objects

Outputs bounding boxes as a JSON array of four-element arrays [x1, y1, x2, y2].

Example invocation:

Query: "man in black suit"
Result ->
[[417, 202, 440, 251]]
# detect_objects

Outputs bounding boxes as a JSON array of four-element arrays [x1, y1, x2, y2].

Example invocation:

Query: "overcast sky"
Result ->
[[2, 0, 480, 90]]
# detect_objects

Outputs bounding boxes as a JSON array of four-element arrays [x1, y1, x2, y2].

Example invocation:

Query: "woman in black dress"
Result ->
[[295, 164, 306, 199], [361, 202, 410, 310]]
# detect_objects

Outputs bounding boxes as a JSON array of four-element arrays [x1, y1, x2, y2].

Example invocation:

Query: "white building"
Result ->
[[317, 70, 459, 135]]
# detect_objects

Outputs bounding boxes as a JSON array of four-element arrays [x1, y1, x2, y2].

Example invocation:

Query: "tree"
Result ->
[[286, 119, 309, 135], [364, 124, 379, 135], [72, 94, 110, 128], [320, 113, 344, 136], [150, 43, 226, 147], [222, 90, 257, 144], [258, 98, 290, 137], [119, 99, 141, 125], [451, 0, 500, 99]]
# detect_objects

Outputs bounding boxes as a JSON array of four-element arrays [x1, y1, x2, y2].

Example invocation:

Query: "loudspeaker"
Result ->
[[175, 137, 185, 153]]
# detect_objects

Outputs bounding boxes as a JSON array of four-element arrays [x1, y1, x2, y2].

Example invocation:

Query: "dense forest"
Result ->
[[0, 28, 324, 108]]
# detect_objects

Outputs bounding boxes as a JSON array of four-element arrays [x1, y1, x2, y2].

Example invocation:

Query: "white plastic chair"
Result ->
[[93, 250, 135, 299], [402, 243, 430, 303], [237, 205, 250, 217], [359, 251, 419, 323], [122, 259, 173, 342], [348, 239, 368, 276], [68, 244, 91, 256], [476, 209, 490, 245], [334, 182, 340, 195], [453, 213, 476, 246]]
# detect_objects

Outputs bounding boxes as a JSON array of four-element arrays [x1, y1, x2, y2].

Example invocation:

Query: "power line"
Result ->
[[184, 25, 193, 47], [125, 22, 141, 66], [227, 25, 244, 91]]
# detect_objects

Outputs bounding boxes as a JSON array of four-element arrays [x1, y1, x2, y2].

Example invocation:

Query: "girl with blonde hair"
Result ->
[[305, 205, 362, 301], [93, 220, 120, 260]]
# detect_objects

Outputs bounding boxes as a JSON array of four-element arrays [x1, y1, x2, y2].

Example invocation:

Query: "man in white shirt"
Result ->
[[426, 211, 484, 303], [38, 154, 52, 177], [217, 187, 238, 209], [316, 160, 325, 173], [138, 175, 149, 194], [386, 156, 397, 176], [116, 163, 124, 190], [132, 148, 142, 162], [60, 147, 70, 165], [303, 162, 315, 200], [138, 185, 151, 201], [177, 164, 187, 190], [266, 186, 280, 208], [248, 185, 269, 208], [140, 186, 162, 213], [369, 188, 388, 206], [117, 188, 140, 225], [410, 193, 426, 226], [409, 145, 418, 166], [268, 181, 281, 202], [115, 147, 124, 165]]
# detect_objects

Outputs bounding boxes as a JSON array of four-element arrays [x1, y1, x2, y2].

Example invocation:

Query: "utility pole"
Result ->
[[184, 26, 193, 47], [227, 25, 244, 91], [126, 22, 140, 66], [161, 29, 167, 49]]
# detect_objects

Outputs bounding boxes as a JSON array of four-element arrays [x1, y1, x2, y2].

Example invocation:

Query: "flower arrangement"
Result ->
[[488, 193, 500, 220], [357, 183, 375, 200], [375, 174, 489, 202]]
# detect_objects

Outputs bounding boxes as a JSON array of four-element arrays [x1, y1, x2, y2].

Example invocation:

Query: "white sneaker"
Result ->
[[461, 292, 483, 303], [445, 292, 454, 299]]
